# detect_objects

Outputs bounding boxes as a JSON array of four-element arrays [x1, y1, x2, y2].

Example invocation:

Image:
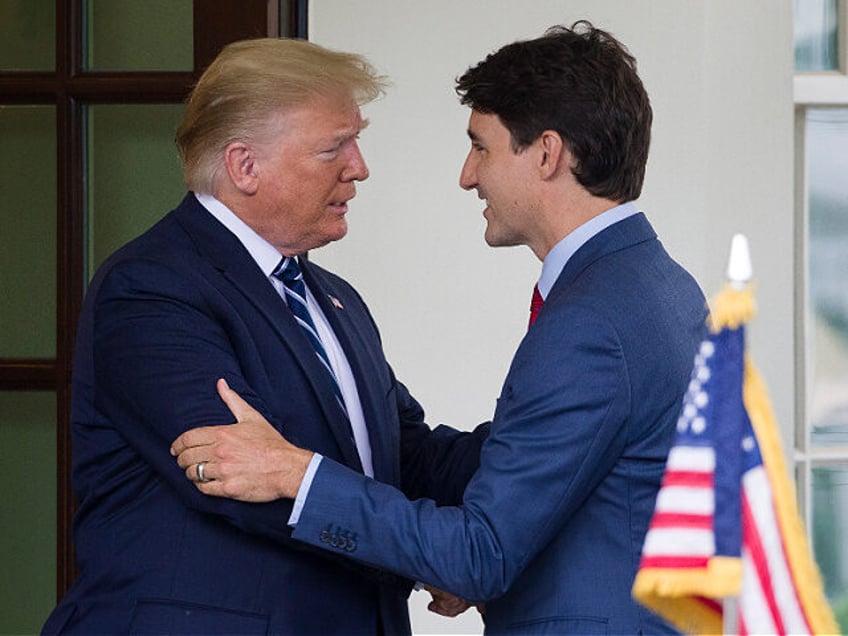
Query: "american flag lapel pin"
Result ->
[[329, 295, 344, 310]]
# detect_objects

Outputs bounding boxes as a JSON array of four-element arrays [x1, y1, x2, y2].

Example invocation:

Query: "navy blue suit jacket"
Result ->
[[43, 193, 485, 635], [292, 213, 708, 635]]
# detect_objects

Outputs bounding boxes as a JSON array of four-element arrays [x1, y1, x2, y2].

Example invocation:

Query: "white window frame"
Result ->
[[793, 0, 848, 533]]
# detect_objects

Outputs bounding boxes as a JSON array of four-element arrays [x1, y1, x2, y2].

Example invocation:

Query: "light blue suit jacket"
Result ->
[[292, 213, 707, 635]]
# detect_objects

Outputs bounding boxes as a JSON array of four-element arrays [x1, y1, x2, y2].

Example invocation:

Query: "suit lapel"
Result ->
[[171, 195, 363, 471], [301, 261, 397, 484]]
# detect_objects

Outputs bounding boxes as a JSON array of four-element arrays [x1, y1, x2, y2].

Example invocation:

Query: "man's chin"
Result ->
[[325, 222, 350, 245], [484, 230, 516, 249], [334, 220, 349, 240]]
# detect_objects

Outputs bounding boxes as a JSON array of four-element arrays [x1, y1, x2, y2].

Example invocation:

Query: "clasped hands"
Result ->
[[169, 378, 480, 618]]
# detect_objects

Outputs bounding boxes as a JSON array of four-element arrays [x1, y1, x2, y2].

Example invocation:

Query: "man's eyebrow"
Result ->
[[336, 118, 369, 142], [328, 119, 369, 145], [467, 129, 481, 143]]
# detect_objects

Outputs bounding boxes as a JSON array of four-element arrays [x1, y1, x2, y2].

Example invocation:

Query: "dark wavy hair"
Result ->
[[456, 21, 652, 202]]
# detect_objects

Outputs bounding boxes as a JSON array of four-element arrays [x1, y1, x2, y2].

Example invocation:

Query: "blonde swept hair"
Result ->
[[175, 38, 387, 193]]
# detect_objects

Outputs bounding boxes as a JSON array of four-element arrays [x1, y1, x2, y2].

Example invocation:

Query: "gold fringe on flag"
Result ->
[[707, 283, 757, 333]]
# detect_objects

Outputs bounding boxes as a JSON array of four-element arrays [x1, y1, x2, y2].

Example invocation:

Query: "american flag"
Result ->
[[632, 317, 838, 635]]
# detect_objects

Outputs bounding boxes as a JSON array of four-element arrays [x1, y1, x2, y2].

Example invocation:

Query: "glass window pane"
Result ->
[[0, 106, 56, 357], [84, 0, 193, 71], [0, 391, 56, 633], [86, 104, 186, 275], [794, 0, 840, 72], [812, 464, 848, 633], [806, 108, 848, 446], [0, 0, 55, 71]]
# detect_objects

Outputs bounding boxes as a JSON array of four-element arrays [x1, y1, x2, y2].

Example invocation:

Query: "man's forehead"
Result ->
[[327, 113, 369, 143], [466, 110, 501, 139], [271, 101, 367, 137]]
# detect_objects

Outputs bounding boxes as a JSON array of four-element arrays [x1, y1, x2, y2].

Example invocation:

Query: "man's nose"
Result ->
[[459, 152, 477, 190], [344, 142, 369, 181]]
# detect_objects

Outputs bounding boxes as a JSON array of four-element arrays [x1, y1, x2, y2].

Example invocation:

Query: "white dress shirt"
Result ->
[[194, 193, 373, 522]]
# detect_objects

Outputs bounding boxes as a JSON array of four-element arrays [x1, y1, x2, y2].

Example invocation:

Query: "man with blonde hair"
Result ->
[[42, 38, 486, 635]]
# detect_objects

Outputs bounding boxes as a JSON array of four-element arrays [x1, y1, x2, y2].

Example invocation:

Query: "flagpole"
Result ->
[[721, 233, 751, 636]]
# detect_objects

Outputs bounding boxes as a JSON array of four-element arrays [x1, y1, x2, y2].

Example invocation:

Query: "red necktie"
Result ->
[[528, 284, 544, 329]]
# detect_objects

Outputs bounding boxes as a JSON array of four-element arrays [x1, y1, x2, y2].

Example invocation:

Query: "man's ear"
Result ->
[[537, 130, 567, 180], [223, 142, 260, 195]]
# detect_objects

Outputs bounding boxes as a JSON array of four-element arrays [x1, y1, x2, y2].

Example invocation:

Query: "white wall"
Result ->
[[310, 2, 794, 633]]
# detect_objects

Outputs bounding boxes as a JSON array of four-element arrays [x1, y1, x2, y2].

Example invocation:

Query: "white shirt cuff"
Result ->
[[287, 453, 323, 527]]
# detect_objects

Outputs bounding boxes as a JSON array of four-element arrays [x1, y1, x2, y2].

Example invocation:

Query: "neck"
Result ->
[[531, 193, 622, 261]]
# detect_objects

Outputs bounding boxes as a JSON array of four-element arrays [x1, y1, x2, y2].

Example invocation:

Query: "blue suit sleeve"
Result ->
[[81, 258, 297, 543], [291, 303, 631, 601]]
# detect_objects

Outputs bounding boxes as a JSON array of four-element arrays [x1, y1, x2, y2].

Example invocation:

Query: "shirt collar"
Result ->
[[537, 201, 639, 299], [194, 192, 283, 277]]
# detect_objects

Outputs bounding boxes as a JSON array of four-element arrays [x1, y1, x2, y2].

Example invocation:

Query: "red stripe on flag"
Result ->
[[742, 491, 786, 634], [660, 470, 713, 488], [639, 555, 710, 569], [649, 512, 713, 529]]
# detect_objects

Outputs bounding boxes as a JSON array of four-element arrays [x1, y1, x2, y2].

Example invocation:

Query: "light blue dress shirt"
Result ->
[[537, 201, 639, 300]]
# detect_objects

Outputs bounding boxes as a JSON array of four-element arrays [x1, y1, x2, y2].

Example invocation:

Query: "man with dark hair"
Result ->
[[456, 21, 652, 204], [173, 22, 707, 634]]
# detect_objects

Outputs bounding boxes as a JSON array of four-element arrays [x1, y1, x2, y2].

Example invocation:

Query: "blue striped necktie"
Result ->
[[273, 257, 347, 416]]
